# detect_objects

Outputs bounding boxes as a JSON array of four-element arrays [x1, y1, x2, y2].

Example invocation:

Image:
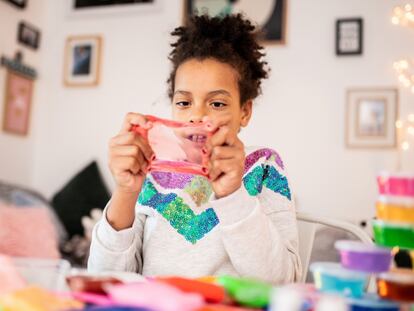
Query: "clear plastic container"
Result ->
[[12, 257, 71, 291], [347, 293, 400, 311], [310, 262, 369, 298], [373, 220, 414, 250], [335, 240, 392, 273]]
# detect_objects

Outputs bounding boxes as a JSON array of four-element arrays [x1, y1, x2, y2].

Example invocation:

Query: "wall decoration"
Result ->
[[67, 0, 161, 17], [2, 0, 27, 9], [184, 0, 287, 45], [2, 71, 34, 136], [17, 21, 41, 50], [1, 51, 37, 79], [63, 35, 102, 87], [346, 88, 398, 149], [336, 18, 363, 56]]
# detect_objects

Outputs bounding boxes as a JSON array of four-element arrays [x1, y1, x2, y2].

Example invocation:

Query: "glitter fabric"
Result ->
[[138, 179, 219, 244], [243, 164, 291, 200], [151, 171, 193, 189], [184, 176, 213, 207], [244, 148, 284, 173]]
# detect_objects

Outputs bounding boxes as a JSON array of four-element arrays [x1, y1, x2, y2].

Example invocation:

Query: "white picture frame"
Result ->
[[346, 88, 399, 149]]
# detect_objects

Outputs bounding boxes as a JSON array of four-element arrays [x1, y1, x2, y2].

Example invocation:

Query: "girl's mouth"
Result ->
[[187, 134, 207, 144]]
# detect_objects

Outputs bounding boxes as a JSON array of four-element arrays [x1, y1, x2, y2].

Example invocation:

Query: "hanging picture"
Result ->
[[336, 18, 363, 56], [3, 71, 34, 136], [184, 0, 287, 45], [346, 88, 398, 149], [67, 0, 161, 17], [63, 35, 102, 87], [18, 21, 41, 50]]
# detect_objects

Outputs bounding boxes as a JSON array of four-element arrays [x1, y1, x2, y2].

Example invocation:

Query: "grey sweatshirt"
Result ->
[[88, 146, 302, 284]]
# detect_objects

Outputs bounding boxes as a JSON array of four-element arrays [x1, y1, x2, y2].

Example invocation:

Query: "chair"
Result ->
[[296, 211, 373, 283]]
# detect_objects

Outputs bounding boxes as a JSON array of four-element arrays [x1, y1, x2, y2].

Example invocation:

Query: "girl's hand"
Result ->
[[108, 113, 154, 195], [207, 126, 245, 199]]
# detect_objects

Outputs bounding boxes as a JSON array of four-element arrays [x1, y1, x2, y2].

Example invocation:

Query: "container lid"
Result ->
[[377, 195, 414, 207], [347, 293, 399, 308], [309, 262, 369, 279], [372, 219, 414, 229], [378, 269, 414, 284], [377, 171, 414, 179], [335, 240, 391, 255]]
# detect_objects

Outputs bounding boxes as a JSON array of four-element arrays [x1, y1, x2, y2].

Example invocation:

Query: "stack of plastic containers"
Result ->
[[308, 172, 414, 310]]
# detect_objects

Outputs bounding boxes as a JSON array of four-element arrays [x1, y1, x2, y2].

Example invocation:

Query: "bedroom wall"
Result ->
[[1, 0, 413, 224], [0, 0, 47, 187]]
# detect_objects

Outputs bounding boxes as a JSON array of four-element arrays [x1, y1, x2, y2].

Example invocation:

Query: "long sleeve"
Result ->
[[87, 203, 146, 273], [211, 149, 302, 284]]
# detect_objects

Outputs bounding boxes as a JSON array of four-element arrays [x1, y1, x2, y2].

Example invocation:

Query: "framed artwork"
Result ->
[[2, 71, 34, 136], [18, 21, 41, 50], [67, 0, 162, 17], [63, 35, 102, 87], [346, 88, 398, 149], [2, 0, 27, 9], [184, 0, 287, 45], [336, 18, 363, 56]]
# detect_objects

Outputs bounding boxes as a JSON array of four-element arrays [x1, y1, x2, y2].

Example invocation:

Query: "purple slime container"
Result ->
[[335, 240, 392, 273]]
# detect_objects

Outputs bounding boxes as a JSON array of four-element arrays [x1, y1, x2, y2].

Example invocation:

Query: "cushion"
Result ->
[[51, 161, 110, 238], [0, 205, 60, 259]]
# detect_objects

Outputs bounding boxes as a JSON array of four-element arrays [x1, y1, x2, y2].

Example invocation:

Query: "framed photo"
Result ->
[[346, 88, 398, 149], [184, 0, 287, 45], [2, 71, 34, 136], [336, 18, 363, 55], [18, 21, 41, 50], [67, 0, 162, 17], [63, 35, 102, 87], [2, 0, 27, 9]]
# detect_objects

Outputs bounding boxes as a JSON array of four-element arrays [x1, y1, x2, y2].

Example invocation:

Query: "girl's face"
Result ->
[[172, 58, 252, 135]]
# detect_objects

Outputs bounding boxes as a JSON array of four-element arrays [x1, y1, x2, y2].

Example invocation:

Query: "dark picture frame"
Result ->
[[336, 18, 363, 56], [184, 0, 287, 45], [2, 0, 27, 9], [73, 0, 154, 9], [17, 21, 41, 50]]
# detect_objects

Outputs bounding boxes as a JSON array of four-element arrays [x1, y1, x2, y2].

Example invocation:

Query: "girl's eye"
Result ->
[[176, 101, 191, 107], [210, 101, 227, 108]]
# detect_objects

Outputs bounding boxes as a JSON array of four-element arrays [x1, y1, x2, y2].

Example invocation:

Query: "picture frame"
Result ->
[[346, 88, 398, 149], [2, 0, 27, 9], [67, 0, 162, 17], [17, 21, 41, 50], [336, 18, 363, 56], [63, 35, 102, 87], [184, 0, 287, 45], [2, 70, 34, 136]]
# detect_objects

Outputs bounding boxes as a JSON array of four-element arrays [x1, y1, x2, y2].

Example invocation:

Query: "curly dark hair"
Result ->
[[167, 14, 269, 105]]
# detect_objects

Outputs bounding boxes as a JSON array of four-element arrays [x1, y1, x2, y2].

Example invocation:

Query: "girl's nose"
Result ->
[[189, 105, 206, 123]]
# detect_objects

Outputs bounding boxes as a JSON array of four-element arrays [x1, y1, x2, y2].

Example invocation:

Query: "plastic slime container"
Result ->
[[373, 220, 414, 250]]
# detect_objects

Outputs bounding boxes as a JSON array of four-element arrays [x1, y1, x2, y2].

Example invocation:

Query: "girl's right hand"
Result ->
[[108, 113, 154, 194]]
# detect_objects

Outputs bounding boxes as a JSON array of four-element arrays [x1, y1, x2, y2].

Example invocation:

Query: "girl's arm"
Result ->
[[212, 149, 302, 284]]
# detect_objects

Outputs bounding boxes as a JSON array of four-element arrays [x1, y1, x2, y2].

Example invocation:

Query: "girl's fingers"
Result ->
[[110, 156, 142, 175], [120, 112, 148, 133], [110, 146, 147, 169], [209, 159, 242, 181], [110, 132, 153, 161], [210, 145, 244, 161]]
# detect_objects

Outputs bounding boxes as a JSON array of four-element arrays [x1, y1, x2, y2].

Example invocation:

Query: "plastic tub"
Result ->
[[347, 293, 400, 311], [377, 172, 414, 197], [12, 257, 71, 291], [310, 262, 369, 298], [376, 196, 414, 223], [372, 220, 414, 250], [377, 269, 414, 302], [335, 240, 392, 273]]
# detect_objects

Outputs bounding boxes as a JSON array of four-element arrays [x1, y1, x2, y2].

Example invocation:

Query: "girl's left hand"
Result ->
[[207, 126, 245, 199]]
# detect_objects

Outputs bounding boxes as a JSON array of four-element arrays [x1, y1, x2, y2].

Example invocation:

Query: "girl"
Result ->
[[88, 14, 301, 284]]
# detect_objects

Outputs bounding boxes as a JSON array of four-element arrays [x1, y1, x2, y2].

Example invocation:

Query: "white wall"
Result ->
[[0, 0, 46, 187], [1, 0, 413, 224]]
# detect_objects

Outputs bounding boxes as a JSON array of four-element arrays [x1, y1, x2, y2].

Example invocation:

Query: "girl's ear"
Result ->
[[240, 100, 253, 127]]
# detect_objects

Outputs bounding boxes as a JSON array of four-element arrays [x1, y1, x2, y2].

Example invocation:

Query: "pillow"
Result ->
[[51, 161, 110, 238], [0, 205, 60, 259]]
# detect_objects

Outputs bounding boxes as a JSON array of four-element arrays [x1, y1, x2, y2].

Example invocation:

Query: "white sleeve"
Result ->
[[87, 202, 146, 274], [211, 160, 302, 284]]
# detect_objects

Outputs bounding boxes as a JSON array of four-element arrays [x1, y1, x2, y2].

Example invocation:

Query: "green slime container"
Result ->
[[373, 220, 414, 250]]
